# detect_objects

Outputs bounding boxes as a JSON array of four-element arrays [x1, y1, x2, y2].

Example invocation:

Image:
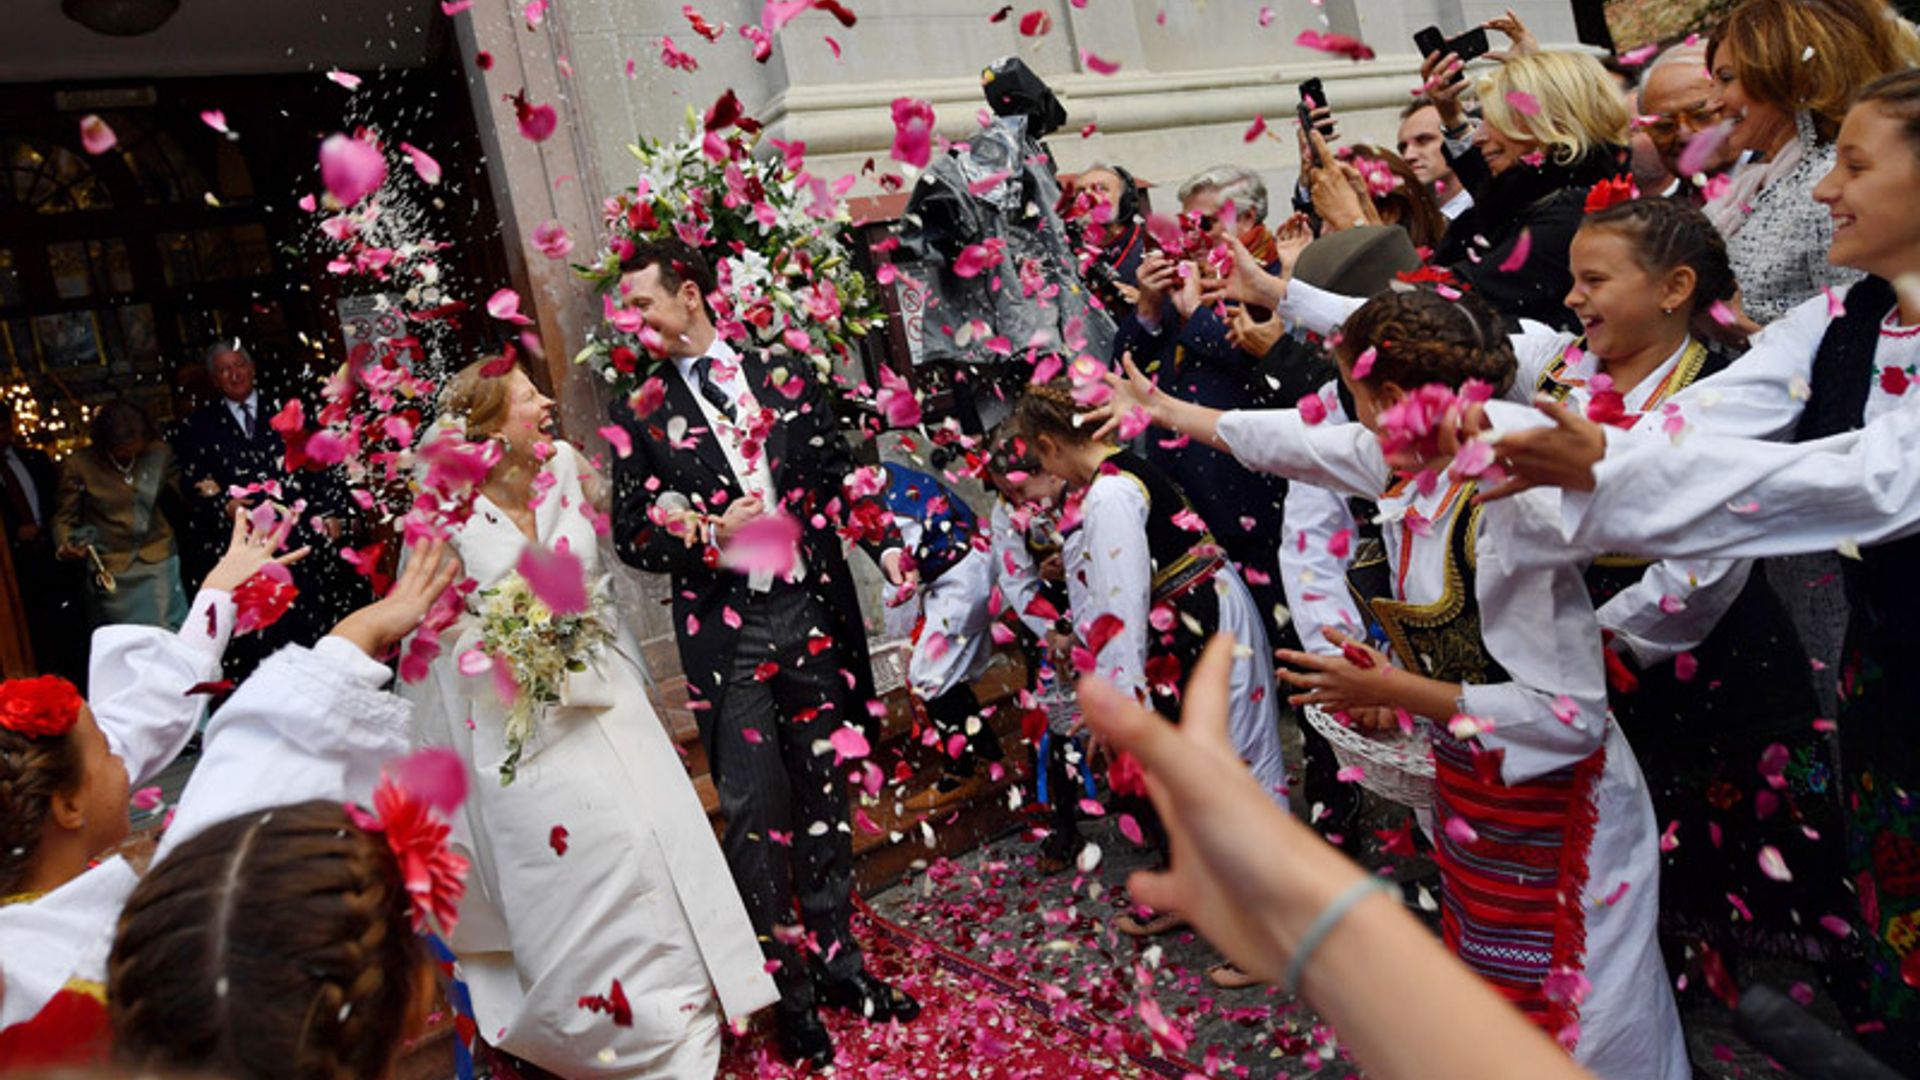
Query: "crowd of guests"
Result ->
[[7, 2, 1920, 1079]]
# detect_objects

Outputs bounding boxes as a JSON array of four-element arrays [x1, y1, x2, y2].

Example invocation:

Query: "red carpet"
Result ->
[[717, 897, 1208, 1078]]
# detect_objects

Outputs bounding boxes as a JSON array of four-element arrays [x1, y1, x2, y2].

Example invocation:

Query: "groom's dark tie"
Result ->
[[692, 356, 736, 423]]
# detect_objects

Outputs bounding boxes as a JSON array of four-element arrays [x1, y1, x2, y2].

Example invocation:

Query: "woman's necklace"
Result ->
[[110, 453, 137, 486]]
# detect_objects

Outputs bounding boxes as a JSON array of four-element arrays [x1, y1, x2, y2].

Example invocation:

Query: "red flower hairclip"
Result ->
[[348, 747, 470, 935], [0, 676, 85, 739], [1394, 265, 1461, 289], [1584, 176, 1640, 214]]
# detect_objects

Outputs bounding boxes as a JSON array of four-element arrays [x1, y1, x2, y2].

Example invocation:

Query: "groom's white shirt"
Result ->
[[673, 340, 799, 591]]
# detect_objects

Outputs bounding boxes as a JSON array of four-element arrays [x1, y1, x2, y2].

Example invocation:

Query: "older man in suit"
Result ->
[[607, 238, 918, 1068], [174, 341, 363, 676]]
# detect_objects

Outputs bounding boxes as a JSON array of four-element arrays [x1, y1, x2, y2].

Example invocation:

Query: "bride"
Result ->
[[403, 358, 777, 1077]]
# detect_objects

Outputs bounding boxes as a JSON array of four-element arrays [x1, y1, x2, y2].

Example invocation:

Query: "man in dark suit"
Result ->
[[607, 239, 918, 1067], [175, 341, 364, 677], [0, 402, 85, 682]]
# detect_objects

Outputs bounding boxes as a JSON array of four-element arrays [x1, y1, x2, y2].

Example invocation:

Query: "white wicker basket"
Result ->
[[1302, 704, 1435, 809]]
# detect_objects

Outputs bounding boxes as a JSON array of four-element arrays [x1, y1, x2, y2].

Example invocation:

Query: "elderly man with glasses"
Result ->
[[1638, 42, 1744, 201]]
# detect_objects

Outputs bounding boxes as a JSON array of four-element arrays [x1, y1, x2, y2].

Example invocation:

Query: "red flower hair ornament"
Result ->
[[346, 747, 471, 935], [1583, 176, 1640, 214], [0, 676, 85, 739]]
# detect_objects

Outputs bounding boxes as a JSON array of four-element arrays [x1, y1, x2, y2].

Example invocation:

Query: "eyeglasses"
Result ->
[[1641, 102, 1724, 139]]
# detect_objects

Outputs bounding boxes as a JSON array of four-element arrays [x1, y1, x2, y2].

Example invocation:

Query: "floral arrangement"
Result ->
[[0, 675, 84, 739], [571, 104, 885, 396], [464, 573, 613, 785]]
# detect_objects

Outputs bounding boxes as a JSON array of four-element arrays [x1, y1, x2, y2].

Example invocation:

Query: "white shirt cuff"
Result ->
[[177, 589, 236, 660]]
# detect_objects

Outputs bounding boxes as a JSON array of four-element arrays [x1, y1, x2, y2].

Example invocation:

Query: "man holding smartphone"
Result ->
[[1396, 99, 1474, 220]]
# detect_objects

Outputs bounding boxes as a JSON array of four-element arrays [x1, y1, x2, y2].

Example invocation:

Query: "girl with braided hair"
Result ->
[[0, 535, 459, 1069], [1100, 285, 1687, 1080], [1011, 378, 1289, 917], [108, 798, 441, 1080]]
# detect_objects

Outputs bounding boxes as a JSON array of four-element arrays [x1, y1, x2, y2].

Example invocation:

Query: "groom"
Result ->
[[608, 238, 919, 1066]]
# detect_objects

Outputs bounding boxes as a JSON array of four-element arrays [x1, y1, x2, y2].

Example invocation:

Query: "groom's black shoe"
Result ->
[[774, 1005, 834, 1068], [817, 970, 922, 1024]]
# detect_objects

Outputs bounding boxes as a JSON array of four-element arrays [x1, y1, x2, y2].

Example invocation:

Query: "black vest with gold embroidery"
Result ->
[[1345, 485, 1509, 687]]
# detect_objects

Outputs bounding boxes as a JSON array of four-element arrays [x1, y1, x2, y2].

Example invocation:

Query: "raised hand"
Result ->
[[1197, 235, 1288, 309], [1483, 9, 1539, 61], [1275, 627, 1396, 713], [1225, 305, 1283, 359], [1419, 51, 1470, 130], [1087, 351, 1162, 442], [329, 539, 463, 658], [201, 506, 311, 594]]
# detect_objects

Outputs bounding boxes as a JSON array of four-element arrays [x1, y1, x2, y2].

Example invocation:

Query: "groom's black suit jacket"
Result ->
[[609, 352, 893, 736]]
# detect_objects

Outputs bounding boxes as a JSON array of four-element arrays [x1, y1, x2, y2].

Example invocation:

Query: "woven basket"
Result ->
[[1302, 704, 1434, 809]]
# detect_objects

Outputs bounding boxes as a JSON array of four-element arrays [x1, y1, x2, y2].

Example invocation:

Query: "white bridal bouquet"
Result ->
[[469, 575, 614, 785]]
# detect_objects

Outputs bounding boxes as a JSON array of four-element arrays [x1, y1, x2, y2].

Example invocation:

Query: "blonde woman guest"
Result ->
[[402, 359, 776, 1078], [1422, 50, 1632, 330]]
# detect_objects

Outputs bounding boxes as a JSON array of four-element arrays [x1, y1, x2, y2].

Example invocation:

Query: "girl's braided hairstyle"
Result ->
[[1010, 378, 1100, 449], [1335, 286, 1517, 396], [1581, 197, 1743, 346], [0, 721, 83, 896], [108, 800, 427, 1080]]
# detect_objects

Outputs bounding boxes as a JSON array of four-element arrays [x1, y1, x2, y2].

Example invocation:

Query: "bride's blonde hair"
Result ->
[[440, 357, 519, 440]]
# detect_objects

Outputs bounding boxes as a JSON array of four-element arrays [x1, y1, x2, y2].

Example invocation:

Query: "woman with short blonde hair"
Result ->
[[1474, 51, 1632, 167], [1421, 50, 1633, 330]]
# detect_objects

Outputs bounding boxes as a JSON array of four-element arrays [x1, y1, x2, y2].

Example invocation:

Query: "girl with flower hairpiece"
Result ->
[[0, 529, 459, 1070], [1096, 283, 1687, 1080], [108, 749, 469, 1080]]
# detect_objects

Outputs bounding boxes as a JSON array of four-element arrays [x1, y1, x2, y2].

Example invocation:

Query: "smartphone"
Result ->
[[1449, 27, 1491, 65], [1413, 25, 1447, 58], [1297, 77, 1336, 140], [1297, 101, 1329, 166]]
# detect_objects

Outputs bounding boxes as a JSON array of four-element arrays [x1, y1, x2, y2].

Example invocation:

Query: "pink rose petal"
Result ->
[[516, 542, 591, 615], [79, 115, 116, 155], [889, 96, 935, 169], [389, 746, 469, 814], [319, 132, 386, 206], [399, 141, 442, 185], [828, 724, 871, 763], [487, 287, 535, 325]]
